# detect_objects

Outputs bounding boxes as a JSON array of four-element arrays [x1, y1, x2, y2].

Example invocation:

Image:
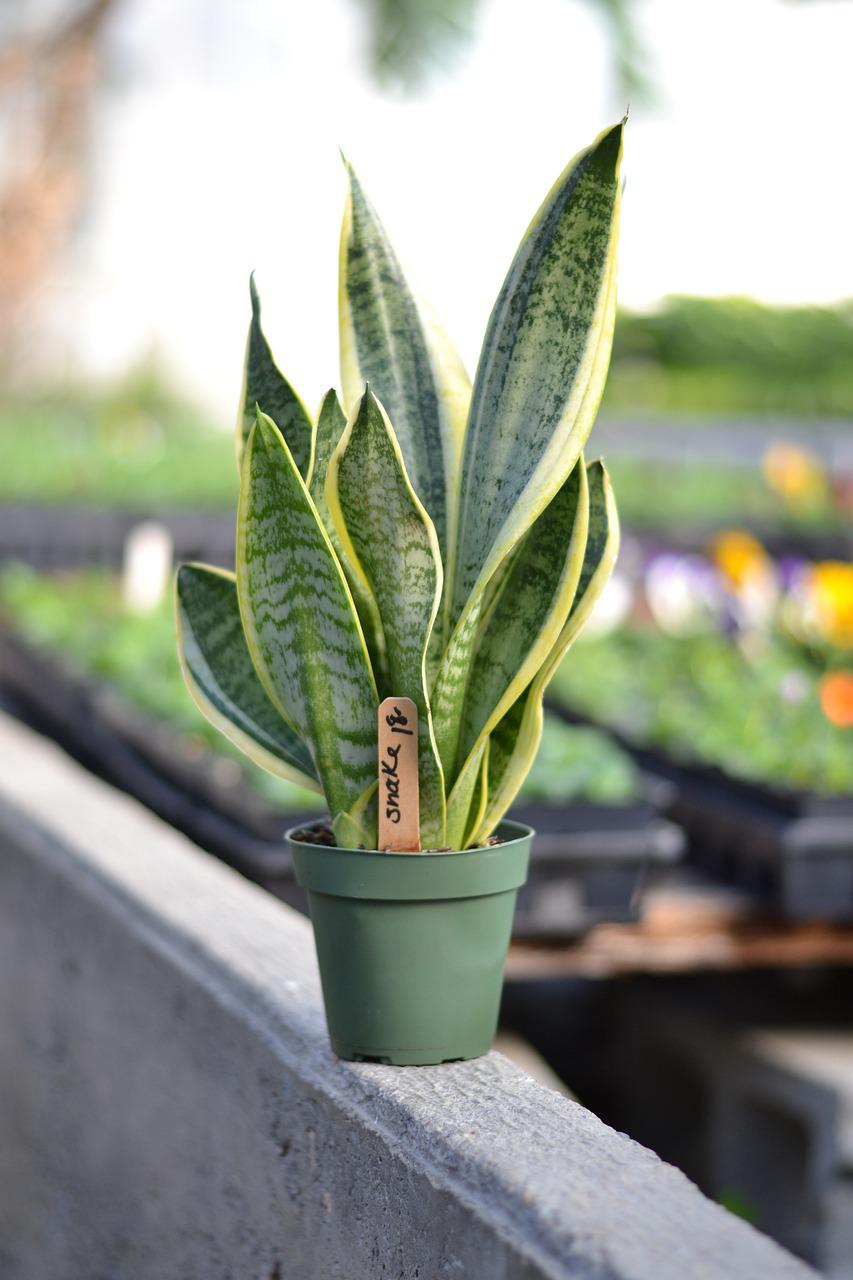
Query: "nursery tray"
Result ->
[[0, 503, 235, 571], [547, 702, 853, 921], [508, 799, 683, 939], [627, 522, 853, 567], [0, 625, 319, 912], [0, 626, 684, 939]]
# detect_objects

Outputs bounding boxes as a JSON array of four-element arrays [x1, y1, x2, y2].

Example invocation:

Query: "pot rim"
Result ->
[[287, 819, 534, 902], [285, 816, 533, 856]]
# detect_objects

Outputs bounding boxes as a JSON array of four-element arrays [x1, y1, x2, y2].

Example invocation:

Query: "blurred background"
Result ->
[[1, 0, 851, 793], [1, 1, 853, 1272]]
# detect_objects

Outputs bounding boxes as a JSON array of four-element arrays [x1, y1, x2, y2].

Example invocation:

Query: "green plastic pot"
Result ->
[[288, 819, 532, 1066]]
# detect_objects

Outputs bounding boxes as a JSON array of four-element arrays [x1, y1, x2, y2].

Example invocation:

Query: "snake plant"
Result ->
[[176, 121, 624, 849]]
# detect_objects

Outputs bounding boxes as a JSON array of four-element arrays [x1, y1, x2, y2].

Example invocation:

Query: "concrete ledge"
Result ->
[[0, 713, 816, 1279]]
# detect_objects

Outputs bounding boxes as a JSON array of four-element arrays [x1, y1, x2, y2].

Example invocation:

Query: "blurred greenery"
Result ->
[[605, 296, 853, 417], [550, 626, 853, 795], [608, 457, 843, 531], [517, 715, 640, 804], [0, 564, 317, 811], [2, 299, 852, 529], [357, 0, 478, 88], [357, 0, 651, 98], [0, 364, 237, 507], [359, 1, 835, 99]]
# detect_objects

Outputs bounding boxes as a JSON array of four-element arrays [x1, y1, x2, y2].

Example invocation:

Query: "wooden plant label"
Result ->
[[378, 696, 420, 852]]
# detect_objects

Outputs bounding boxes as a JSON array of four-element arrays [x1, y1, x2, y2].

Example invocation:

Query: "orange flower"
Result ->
[[810, 561, 853, 648], [763, 444, 826, 504], [819, 671, 853, 727], [710, 530, 771, 589]]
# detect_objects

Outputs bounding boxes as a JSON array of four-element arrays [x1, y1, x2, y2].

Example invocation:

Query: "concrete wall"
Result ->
[[0, 713, 816, 1280]]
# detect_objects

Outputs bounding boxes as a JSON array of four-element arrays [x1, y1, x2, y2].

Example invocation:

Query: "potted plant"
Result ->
[[175, 121, 624, 1064]]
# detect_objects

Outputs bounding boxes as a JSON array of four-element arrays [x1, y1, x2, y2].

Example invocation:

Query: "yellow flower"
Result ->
[[811, 562, 853, 648], [763, 443, 826, 504], [710, 530, 771, 589], [819, 670, 853, 727]]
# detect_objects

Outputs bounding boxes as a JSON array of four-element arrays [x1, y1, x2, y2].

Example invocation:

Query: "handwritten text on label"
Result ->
[[378, 696, 420, 852]]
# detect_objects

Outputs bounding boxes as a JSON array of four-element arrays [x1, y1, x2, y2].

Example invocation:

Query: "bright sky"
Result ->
[[54, 0, 853, 416]]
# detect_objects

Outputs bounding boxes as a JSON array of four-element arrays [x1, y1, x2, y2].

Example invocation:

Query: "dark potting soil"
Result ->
[[288, 818, 503, 852], [289, 820, 337, 846]]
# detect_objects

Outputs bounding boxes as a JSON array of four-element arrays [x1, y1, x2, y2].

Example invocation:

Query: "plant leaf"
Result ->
[[326, 386, 446, 847], [432, 458, 590, 790], [453, 458, 589, 782], [449, 120, 623, 629], [431, 131, 621, 790], [237, 274, 313, 477], [237, 408, 378, 845], [175, 561, 321, 791], [306, 387, 347, 497], [463, 739, 490, 848], [431, 598, 487, 780], [309, 388, 389, 692], [339, 163, 470, 568], [335, 779, 378, 850], [445, 738, 487, 851], [471, 460, 619, 841]]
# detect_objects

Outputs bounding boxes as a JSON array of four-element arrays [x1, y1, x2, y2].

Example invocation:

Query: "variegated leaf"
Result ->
[[445, 738, 487, 851], [326, 386, 446, 847], [307, 387, 348, 498], [175, 561, 321, 790], [462, 739, 490, 848], [453, 458, 589, 781], [336, 779, 379, 851], [237, 274, 313, 476], [471, 460, 619, 842], [432, 457, 589, 790], [236, 408, 378, 845], [339, 162, 470, 571], [449, 121, 623, 630], [309, 388, 389, 692], [431, 122, 622, 798], [431, 598, 486, 779]]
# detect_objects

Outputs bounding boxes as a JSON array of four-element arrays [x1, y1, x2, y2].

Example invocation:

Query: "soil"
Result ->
[[289, 819, 336, 846], [288, 819, 505, 852]]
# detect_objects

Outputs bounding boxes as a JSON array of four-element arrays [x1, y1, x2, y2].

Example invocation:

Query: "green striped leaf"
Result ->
[[431, 122, 622, 801], [339, 162, 470, 569], [307, 388, 347, 499], [237, 274, 313, 476], [431, 457, 589, 791], [326, 386, 446, 847], [175, 561, 321, 791], [431, 599, 486, 779], [445, 738, 487, 851], [309, 388, 389, 692], [463, 739, 490, 848], [237, 408, 378, 845], [471, 460, 619, 842], [337, 780, 379, 851], [449, 121, 623, 629], [477, 699, 524, 839], [454, 458, 589, 780]]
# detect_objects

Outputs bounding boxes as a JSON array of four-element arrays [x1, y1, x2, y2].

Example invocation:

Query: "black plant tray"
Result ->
[[0, 503, 235, 571], [626, 521, 853, 565], [0, 625, 683, 938], [0, 625, 318, 913], [508, 799, 683, 939], [547, 701, 853, 920]]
